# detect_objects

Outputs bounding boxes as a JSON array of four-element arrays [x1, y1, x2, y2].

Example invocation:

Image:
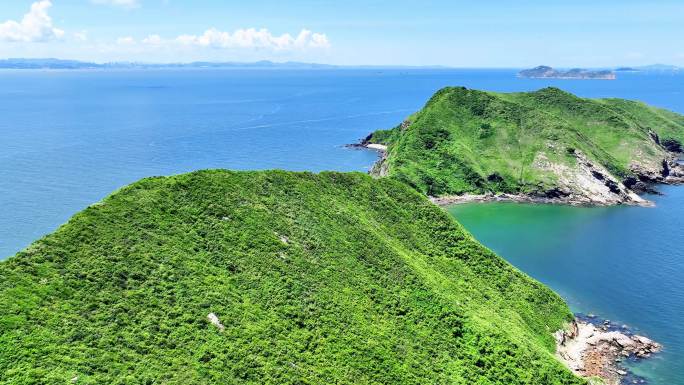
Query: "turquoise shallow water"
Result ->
[[1, 68, 683, 383], [448, 187, 684, 385]]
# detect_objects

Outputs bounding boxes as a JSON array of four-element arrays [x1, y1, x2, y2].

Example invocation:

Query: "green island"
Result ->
[[0, 170, 584, 384], [4, 86, 681, 384], [364, 87, 684, 205]]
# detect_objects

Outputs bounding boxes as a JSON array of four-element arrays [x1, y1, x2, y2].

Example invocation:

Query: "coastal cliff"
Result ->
[[362, 87, 684, 206]]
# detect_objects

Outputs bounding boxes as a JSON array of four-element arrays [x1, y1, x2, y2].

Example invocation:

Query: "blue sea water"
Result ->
[[1, 68, 683, 383], [448, 189, 684, 385]]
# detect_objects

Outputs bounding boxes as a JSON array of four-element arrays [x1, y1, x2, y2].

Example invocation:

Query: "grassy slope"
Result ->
[[0, 170, 582, 385], [369, 87, 684, 196]]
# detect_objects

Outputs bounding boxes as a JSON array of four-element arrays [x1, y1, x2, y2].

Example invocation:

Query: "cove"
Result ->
[[448, 186, 684, 385]]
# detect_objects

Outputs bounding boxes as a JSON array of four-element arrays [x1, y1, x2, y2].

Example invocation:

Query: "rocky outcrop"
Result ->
[[369, 146, 390, 177], [664, 156, 684, 184], [347, 136, 390, 177], [661, 138, 683, 153], [630, 154, 684, 186], [531, 149, 647, 206], [353, 135, 683, 206], [439, 147, 683, 206], [556, 316, 661, 385]]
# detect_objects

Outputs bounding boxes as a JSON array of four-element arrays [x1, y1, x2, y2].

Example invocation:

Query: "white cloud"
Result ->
[[175, 28, 330, 50], [116, 36, 135, 45], [142, 34, 162, 45], [92, 0, 140, 8], [0, 1, 64, 43], [111, 28, 330, 55]]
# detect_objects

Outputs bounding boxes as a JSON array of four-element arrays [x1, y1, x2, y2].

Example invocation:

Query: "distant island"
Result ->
[[614, 64, 682, 72], [634, 64, 681, 72], [518, 65, 616, 80]]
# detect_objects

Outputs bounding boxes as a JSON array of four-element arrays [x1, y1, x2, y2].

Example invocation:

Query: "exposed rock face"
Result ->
[[662, 138, 683, 153], [532, 150, 646, 206], [556, 317, 661, 385], [370, 147, 390, 177], [630, 162, 665, 183], [630, 154, 684, 186], [664, 156, 684, 184], [355, 133, 683, 206], [345, 138, 389, 177]]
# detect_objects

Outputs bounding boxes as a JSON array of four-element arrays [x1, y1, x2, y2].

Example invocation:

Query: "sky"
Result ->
[[0, 0, 683, 67]]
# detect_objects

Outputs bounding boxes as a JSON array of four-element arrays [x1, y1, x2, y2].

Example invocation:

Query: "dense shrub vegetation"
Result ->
[[369, 87, 684, 196], [0, 170, 582, 384]]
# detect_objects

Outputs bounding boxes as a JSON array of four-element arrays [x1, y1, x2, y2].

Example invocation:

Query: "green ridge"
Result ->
[[368, 87, 684, 197], [0, 170, 582, 384]]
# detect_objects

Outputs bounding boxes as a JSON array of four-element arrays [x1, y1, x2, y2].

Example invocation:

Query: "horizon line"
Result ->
[[0, 58, 680, 70]]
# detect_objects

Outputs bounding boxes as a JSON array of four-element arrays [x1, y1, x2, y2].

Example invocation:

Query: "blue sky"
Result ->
[[0, 0, 683, 67]]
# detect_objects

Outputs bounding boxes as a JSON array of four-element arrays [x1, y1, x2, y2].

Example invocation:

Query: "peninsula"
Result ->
[[518, 66, 616, 80], [361, 87, 684, 205], [0, 170, 583, 384]]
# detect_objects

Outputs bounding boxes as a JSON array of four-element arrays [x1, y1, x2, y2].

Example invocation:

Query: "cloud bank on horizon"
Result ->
[[0, 1, 330, 62], [0, 0, 682, 66], [119, 28, 330, 51]]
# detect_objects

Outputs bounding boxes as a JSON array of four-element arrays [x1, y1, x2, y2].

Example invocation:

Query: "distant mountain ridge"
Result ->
[[518, 65, 616, 80], [0, 58, 449, 70], [633, 64, 682, 72], [1, 59, 681, 72], [613, 64, 682, 72], [0, 58, 102, 69], [0, 58, 337, 70]]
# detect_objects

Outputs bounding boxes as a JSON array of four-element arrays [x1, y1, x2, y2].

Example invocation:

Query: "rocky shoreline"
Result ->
[[349, 136, 675, 385], [556, 314, 662, 385], [346, 141, 390, 177], [430, 151, 684, 207], [429, 192, 655, 207], [349, 139, 684, 208]]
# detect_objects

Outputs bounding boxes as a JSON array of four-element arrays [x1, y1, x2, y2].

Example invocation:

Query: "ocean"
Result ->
[[1, 68, 683, 384]]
